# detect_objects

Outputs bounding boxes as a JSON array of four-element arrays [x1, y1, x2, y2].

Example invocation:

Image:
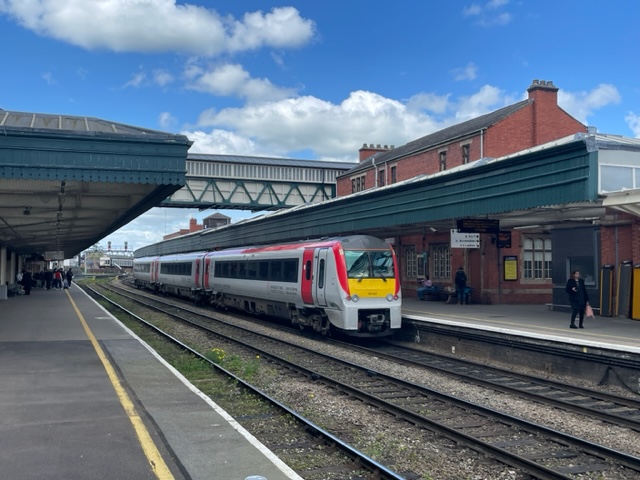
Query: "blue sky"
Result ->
[[2, 0, 639, 253]]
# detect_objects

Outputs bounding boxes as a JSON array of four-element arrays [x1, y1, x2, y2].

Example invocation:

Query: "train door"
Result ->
[[194, 258, 201, 288], [314, 248, 328, 307], [151, 258, 160, 283], [203, 254, 213, 290], [301, 248, 315, 304]]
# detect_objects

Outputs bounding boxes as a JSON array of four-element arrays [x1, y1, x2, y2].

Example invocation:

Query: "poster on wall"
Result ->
[[504, 255, 518, 281]]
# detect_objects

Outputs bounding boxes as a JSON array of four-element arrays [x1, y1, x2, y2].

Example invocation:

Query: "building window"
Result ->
[[431, 245, 450, 280], [378, 169, 385, 187], [523, 237, 552, 279], [351, 174, 366, 193], [390, 165, 397, 184], [462, 144, 470, 164], [403, 246, 417, 279], [439, 151, 447, 171]]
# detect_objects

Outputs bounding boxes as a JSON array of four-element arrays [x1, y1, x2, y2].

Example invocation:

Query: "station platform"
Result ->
[[402, 296, 640, 355], [0, 285, 302, 480]]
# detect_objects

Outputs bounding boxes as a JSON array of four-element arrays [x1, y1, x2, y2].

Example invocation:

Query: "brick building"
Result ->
[[163, 217, 203, 240], [336, 80, 589, 304], [339, 79, 585, 196]]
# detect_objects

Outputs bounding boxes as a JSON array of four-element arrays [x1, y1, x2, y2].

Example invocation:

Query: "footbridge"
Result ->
[[161, 153, 356, 212]]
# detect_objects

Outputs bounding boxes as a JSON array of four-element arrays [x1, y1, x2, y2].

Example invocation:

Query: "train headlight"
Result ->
[[386, 294, 395, 302], [348, 294, 360, 302]]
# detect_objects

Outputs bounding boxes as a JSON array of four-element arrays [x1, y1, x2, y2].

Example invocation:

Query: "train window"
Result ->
[[229, 262, 238, 277], [282, 259, 299, 283], [305, 260, 311, 281], [318, 259, 325, 288], [271, 261, 283, 281], [371, 251, 394, 278], [238, 262, 246, 278], [258, 261, 269, 279], [220, 262, 230, 277], [247, 261, 258, 278], [345, 251, 371, 278]]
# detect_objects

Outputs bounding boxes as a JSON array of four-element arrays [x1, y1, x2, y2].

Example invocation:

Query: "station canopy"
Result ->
[[0, 109, 192, 260]]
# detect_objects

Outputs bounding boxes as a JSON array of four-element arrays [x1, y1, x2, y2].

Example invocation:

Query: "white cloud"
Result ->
[[625, 112, 640, 138], [406, 92, 451, 115], [185, 63, 297, 102], [558, 83, 621, 125], [226, 7, 316, 52], [462, 0, 512, 26], [42, 71, 56, 84], [462, 4, 482, 16], [452, 62, 478, 81], [186, 91, 443, 160], [158, 111, 177, 131], [153, 69, 174, 87], [185, 129, 259, 155], [123, 71, 146, 89], [454, 85, 515, 121], [0, 1, 315, 56]]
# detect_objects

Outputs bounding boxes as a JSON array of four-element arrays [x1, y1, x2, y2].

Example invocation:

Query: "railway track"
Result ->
[[89, 280, 640, 479], [343, 341, 640, 432]]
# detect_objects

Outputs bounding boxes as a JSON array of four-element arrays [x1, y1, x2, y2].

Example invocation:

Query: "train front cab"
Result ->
[[301, 240, 401, 337]]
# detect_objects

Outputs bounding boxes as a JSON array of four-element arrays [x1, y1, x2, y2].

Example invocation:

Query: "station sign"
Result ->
[[44, 251, 64, 260], [457, 218, 500, 234], [450, 229, 480, 248]]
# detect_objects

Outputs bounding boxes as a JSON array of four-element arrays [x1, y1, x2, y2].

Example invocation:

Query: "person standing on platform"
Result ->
[[66, 268, 74, 287], [44, 268, 53, 290], [454, 266, 467, 305], [22, 270, 33, 295], [53, 268, 63, 290], [566, 270, 589, 329]]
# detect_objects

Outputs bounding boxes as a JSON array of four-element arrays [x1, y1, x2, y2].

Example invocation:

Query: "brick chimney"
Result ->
[[358, 143, 394, 162], [188, 217, 200, 233], [527, 79, 559, 103]]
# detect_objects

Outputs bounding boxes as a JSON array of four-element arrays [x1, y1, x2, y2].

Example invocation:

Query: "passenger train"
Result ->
[[133, 235, 402, 337]]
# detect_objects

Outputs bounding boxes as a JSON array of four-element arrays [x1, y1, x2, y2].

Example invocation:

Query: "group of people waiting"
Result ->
[[16, 267, 74, 294], [417, 267, 470, 304]]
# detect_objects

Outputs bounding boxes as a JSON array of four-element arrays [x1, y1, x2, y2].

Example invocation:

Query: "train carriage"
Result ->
[[133, 235, 401, 337]]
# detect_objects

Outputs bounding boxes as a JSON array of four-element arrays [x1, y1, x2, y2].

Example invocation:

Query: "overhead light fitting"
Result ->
[[23, 207, 31, 216]]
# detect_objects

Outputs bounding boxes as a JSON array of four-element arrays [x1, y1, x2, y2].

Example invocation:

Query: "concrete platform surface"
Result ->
[[0, 285, 302, 480], [403, 296, 640, 354]]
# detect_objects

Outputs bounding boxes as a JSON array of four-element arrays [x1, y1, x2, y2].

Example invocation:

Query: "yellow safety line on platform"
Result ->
[[65, 290, 174, 480]]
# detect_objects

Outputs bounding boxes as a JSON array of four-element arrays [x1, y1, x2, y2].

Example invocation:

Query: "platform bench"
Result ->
[[421, 284, 447, 301]]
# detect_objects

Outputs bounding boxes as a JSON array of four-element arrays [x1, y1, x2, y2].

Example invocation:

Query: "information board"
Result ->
[[457, 218, 500, 234], [504, 255, 518, 281], [497, 231, 512, 248]]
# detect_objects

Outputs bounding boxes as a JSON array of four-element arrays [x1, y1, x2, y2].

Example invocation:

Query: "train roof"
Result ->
[[134, 235, 391, 259]]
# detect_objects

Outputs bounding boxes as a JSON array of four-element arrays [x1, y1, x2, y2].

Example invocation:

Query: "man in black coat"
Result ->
[[454, 266, 467, 305], [566, 270, 589, 329], [22, 270, 33, 295]]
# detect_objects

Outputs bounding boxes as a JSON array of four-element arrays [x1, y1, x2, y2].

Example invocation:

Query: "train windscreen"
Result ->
[[345, 250, 395, 279]]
